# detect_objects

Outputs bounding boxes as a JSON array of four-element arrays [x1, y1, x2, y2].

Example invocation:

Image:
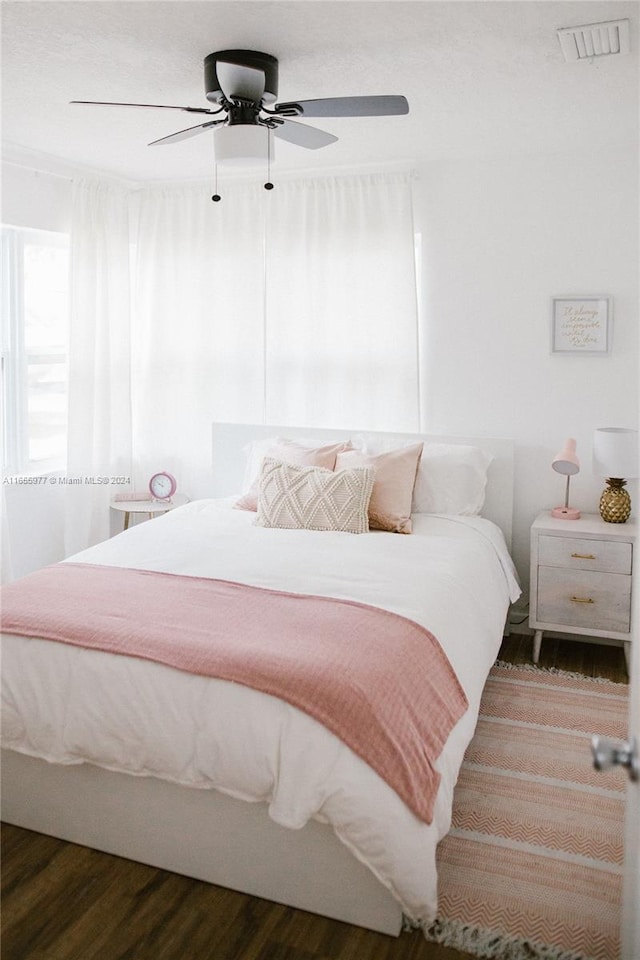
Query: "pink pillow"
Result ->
[[235, 439, 352, 511], [335, 443, 423, 533]]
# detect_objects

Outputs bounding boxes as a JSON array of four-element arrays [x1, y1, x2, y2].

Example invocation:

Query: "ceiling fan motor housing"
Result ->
[[205, 50, 279, 104]]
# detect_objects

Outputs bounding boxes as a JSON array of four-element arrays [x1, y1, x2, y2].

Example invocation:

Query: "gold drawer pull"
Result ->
[[571, 596, 595, 604], [571, 552, 596, 560]]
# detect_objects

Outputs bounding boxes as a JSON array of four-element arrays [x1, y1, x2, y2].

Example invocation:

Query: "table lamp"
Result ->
[[592, 427, 638, 523], [551, 438, 580, 520]]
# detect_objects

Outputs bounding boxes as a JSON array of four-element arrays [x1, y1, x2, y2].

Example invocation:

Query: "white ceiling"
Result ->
[[2, 0, 638, 182]]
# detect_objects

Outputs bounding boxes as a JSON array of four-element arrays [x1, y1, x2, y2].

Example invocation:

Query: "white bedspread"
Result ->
[[1, 500, 519, 923]]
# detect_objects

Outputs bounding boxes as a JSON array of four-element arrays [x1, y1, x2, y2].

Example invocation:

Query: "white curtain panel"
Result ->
[[132, 181, 267, 498], [131, 171, 420, 499], [264, 171, 420, 431], [64, 179, 132, 554], [65, 170, 420, 527]]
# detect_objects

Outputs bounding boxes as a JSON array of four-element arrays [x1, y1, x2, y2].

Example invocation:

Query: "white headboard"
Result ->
[[211, 423, 514, 549]]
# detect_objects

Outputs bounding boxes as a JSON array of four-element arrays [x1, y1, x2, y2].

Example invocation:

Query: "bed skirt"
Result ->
[[1, 749, 403, 936]]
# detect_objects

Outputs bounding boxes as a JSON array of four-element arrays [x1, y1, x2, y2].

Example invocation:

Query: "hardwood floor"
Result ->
[[499, 630, 628, 683], [1, 636, 628, 960], [1, 822, 467, 960]]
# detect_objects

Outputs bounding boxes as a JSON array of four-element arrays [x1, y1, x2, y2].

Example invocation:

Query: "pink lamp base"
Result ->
[[551, 506, 581, 520]]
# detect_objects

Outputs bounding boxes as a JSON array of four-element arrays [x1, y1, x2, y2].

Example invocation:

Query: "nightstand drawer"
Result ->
[[538, 535, 632, 575], [537, 567, 631, 633]]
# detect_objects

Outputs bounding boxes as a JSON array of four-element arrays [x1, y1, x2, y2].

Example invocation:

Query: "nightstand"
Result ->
[[529, 511, 635, 670], [111, 493, 190, 530]]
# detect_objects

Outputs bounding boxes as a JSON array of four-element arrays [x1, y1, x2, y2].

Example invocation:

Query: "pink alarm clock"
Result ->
[[149, 471, 177, 501]]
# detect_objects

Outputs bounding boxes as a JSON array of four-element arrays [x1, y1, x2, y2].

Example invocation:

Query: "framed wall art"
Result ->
[[551, 296, 611, 354]]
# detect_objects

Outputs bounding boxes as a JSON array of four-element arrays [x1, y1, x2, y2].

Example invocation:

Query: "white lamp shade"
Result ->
[[214, 125, 271, 166], [593, 427, 639, 479], [552, 438, 580, 476]]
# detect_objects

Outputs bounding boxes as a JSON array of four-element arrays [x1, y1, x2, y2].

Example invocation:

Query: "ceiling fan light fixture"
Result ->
[[214, 124, 271, 166]]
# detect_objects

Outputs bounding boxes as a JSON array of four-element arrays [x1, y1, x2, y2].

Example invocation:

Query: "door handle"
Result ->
[[591, 735, 638, 782]]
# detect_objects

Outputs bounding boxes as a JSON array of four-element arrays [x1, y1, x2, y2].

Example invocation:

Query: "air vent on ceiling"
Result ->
[[557, 19, 630, 61]]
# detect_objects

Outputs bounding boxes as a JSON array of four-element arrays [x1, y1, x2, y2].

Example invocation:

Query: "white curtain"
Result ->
[[64, 179, 132, 554], [131, 181, 267, 498], [66, 170, 420, 530], [265, 172, 420, 431], [131, 170, 419, 499]]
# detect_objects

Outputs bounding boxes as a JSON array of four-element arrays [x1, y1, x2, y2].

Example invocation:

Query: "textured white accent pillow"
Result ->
[[255, 458, 374, 534], [236, 438, 352, 511]]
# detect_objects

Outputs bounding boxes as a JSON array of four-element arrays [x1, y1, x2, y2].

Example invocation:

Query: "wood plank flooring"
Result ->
[[1, 635, 628, 960]]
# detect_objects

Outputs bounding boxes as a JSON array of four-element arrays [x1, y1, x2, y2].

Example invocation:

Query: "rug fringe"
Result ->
[[493, 659, 624, 686], [425, 916, 586, 960]]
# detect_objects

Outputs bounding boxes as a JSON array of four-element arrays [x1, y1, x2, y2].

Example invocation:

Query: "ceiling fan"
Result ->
[[71, 49, 409, 152]]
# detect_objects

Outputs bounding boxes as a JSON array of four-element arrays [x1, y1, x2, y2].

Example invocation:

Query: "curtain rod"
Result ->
[[3, 157, 137, 188], [4, 159, 73, 182], [4, 156, 418, 188]]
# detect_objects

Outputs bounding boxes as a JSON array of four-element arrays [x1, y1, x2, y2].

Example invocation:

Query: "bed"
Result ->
[[1, 422, 519, 937]]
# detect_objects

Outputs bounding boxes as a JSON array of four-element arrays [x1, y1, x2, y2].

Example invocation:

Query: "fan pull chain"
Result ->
[[211, 136, 221, 201], [264, 130, 274, 191], [211, 162, 221, 202]]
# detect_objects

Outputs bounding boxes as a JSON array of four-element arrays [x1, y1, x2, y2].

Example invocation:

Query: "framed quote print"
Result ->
[[551, 296, 611, 354]]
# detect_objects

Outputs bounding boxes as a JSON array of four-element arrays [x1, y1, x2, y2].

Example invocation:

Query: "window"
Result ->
[[1, 226, 69, 474]]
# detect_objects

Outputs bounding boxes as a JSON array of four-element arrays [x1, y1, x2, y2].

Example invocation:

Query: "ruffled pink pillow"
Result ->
[[235, 439, 352, 511], [336, 443, 423, 533]]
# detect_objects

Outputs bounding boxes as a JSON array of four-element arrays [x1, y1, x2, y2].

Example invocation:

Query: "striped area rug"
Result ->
[[427, 661, 628, 960]]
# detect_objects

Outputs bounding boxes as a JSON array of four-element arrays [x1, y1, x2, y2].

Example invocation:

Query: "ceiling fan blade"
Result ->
[[216, 62, 265, 102], [149, 118, 226, 147], [70, 100, 221, 116], [276, 95, 409, 118], [273, 120, 338, 150]]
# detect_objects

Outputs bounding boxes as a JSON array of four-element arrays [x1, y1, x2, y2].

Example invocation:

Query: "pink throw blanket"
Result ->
[[1, 562, 468, 823]]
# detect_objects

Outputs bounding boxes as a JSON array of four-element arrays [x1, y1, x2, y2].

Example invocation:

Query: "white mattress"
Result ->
[[1, 500, 520, 924]]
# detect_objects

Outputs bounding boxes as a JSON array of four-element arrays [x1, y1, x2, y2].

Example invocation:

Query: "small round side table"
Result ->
[[111, 493, 190, 531]]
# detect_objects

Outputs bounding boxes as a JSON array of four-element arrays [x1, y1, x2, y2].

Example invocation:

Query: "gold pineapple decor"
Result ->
[[599, 478, 631, 523], [593, 427, 638, 524]]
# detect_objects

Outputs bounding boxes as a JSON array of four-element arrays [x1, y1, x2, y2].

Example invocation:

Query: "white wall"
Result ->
[[413, 143, 639, 591]]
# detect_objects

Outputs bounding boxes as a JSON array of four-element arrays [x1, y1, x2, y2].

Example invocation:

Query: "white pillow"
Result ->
[[255, 458, 374, 534], [241, 437, 284, 493], [351, 434, 491, 516], [412, 443, 492, 515]]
